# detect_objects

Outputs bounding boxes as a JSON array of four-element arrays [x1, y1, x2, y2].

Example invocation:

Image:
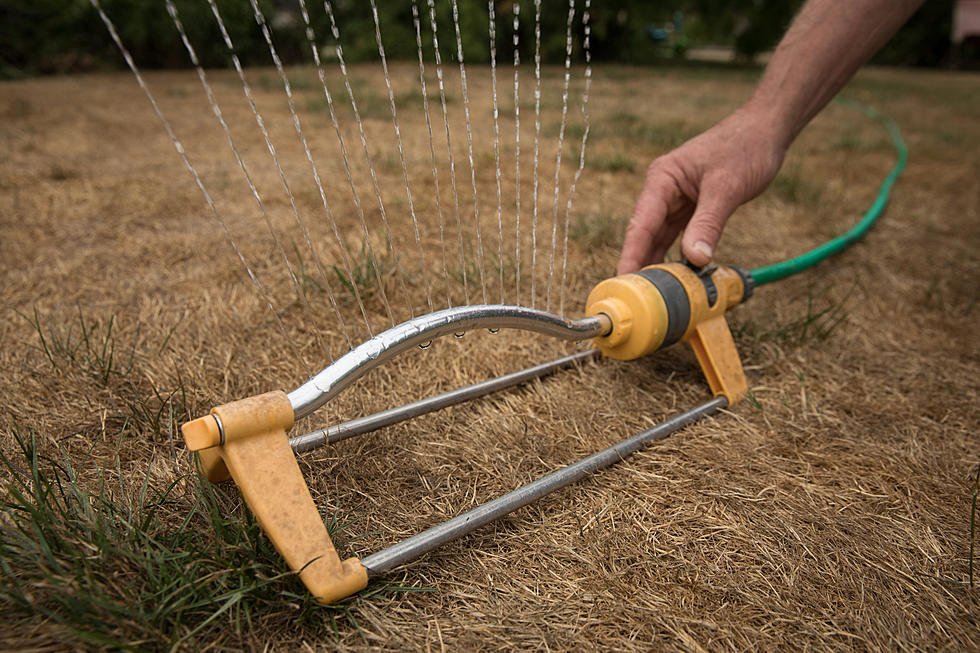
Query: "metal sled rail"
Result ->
[[289, 348, 602, 453], [361, 395, 727, 575]]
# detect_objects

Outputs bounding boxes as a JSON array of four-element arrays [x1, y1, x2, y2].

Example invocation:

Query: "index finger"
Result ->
[[617, 172, 686, 275]]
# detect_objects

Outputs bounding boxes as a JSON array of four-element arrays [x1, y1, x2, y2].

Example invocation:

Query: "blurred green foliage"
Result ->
[[684, 0, 801, 60], [0, 0, 964, 79], [0, 0, 276, 77], [872, 0, 954, 66]]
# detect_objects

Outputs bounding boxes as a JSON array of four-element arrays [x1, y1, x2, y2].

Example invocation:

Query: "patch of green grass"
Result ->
[[626, 121, 698, 149], [772, 160, 823, 207], [372, 148, 400, 171], [744, 282, 857, 347], [831, 129, 864, 152], [596, 66, 640, 81], [449, 246, 518, 290], [331, 239, 390, 304], [292, 241, 332, 306], [28, 307, 133, 388], [0, 429, 425, 648], [517, 97, 565, 113], [352, 91, 392, 121], [609, 111, 641, 128], [393, 88, 453, 110], [586, 152, 635, 173], [26, 306, 191, 450], [830, 127, 891, 153], [564, 143, 634, 174], [305, 94, 331, 114], [937, 130, 963, 144], [552, 113, 695, 151], [570, 212, 626, 249], [47, 163, 77, 182], [544, 121, 589, 142], [253, 73, 318, 93], [302, 78, 375, 116]]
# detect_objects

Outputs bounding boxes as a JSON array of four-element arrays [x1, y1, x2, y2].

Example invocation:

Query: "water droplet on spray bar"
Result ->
[[454, 331, 465, 338], [418, 340, 432, 350], [488, 328, 500, 334]]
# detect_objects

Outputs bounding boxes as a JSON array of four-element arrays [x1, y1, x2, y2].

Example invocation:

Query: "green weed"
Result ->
[[449, 246, 518, 289], [830, 127, 890, 152], [394, 88, 453, 110], [293, 241, 325, 300], [625, 121, 698, 149], [254, 73, 318, 93], [570, 212, 626, 249], [772, 159, 823, 207], [371, 148, 400, 171], [47, 163, 77, 181], [303, 78, 375, 117], [352, 91, 391, 121], [305, 94, 332, 114], [755, 282, 856, 346], [609, 111, 641, 128], [547, 122, 588, 142], [587, 152, 635, 173], [26, 306, 190, 446], [27, 306, 134, 387], [331, 239, 389, 303], [0, 428, 427, 648]]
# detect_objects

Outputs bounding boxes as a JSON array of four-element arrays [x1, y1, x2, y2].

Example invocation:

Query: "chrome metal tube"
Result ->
[[288, 349, 601, 453], [360, 396, 728, 575], [288, 305, 611, 420]]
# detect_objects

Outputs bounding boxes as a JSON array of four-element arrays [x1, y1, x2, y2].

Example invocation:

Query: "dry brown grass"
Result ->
[[1, 60, 979, 650]]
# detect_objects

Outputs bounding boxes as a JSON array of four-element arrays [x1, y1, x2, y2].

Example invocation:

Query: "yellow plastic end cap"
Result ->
[[181, 415, 221, 451], [588, 297, 633, 347]]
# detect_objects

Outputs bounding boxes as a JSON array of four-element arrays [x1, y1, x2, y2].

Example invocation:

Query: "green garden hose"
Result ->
[[750, 100, 908, 287]]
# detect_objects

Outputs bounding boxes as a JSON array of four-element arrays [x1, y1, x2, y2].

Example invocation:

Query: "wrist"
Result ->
[[737, 92, 799, 153]]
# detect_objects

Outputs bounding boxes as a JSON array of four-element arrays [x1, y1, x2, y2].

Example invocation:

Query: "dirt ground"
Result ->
[[1, 56, 979, 650]]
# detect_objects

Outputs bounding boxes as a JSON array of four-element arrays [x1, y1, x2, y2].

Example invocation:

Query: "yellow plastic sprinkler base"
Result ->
[[181, 391, 368, 604], [586, 262, 750, 403]]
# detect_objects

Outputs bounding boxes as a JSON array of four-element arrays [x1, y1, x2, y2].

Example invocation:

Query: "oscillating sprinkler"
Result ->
[[587, 262, 754, 401], [181, 261, 753, 604], [181, 100, 907, 605]]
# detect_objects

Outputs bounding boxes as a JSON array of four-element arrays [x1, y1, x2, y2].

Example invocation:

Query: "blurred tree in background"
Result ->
[[0, 0, 276, 76], [0, 0, 967, 78], [872, 0, 954, 66]]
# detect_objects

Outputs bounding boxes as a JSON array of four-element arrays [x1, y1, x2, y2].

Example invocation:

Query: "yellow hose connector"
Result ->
[[586, 262, 752, 403]]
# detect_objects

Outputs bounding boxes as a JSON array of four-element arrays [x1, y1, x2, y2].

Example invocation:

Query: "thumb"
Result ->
[[681, 182, 739, 267]]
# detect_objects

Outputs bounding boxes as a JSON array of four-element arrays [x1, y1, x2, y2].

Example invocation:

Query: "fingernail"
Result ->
[[694, 241, 713, 260]]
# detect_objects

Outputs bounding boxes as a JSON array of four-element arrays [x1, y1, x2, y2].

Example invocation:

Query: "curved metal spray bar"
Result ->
[[287, 304, 611, 419]]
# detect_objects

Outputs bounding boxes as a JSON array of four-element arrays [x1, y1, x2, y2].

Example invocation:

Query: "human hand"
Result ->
[[617, 107, 789, 274]]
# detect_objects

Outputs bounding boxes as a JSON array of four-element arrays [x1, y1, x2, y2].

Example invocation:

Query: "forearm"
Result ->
[[618, 0, 925, 272], [744, 0, 924, 148]]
